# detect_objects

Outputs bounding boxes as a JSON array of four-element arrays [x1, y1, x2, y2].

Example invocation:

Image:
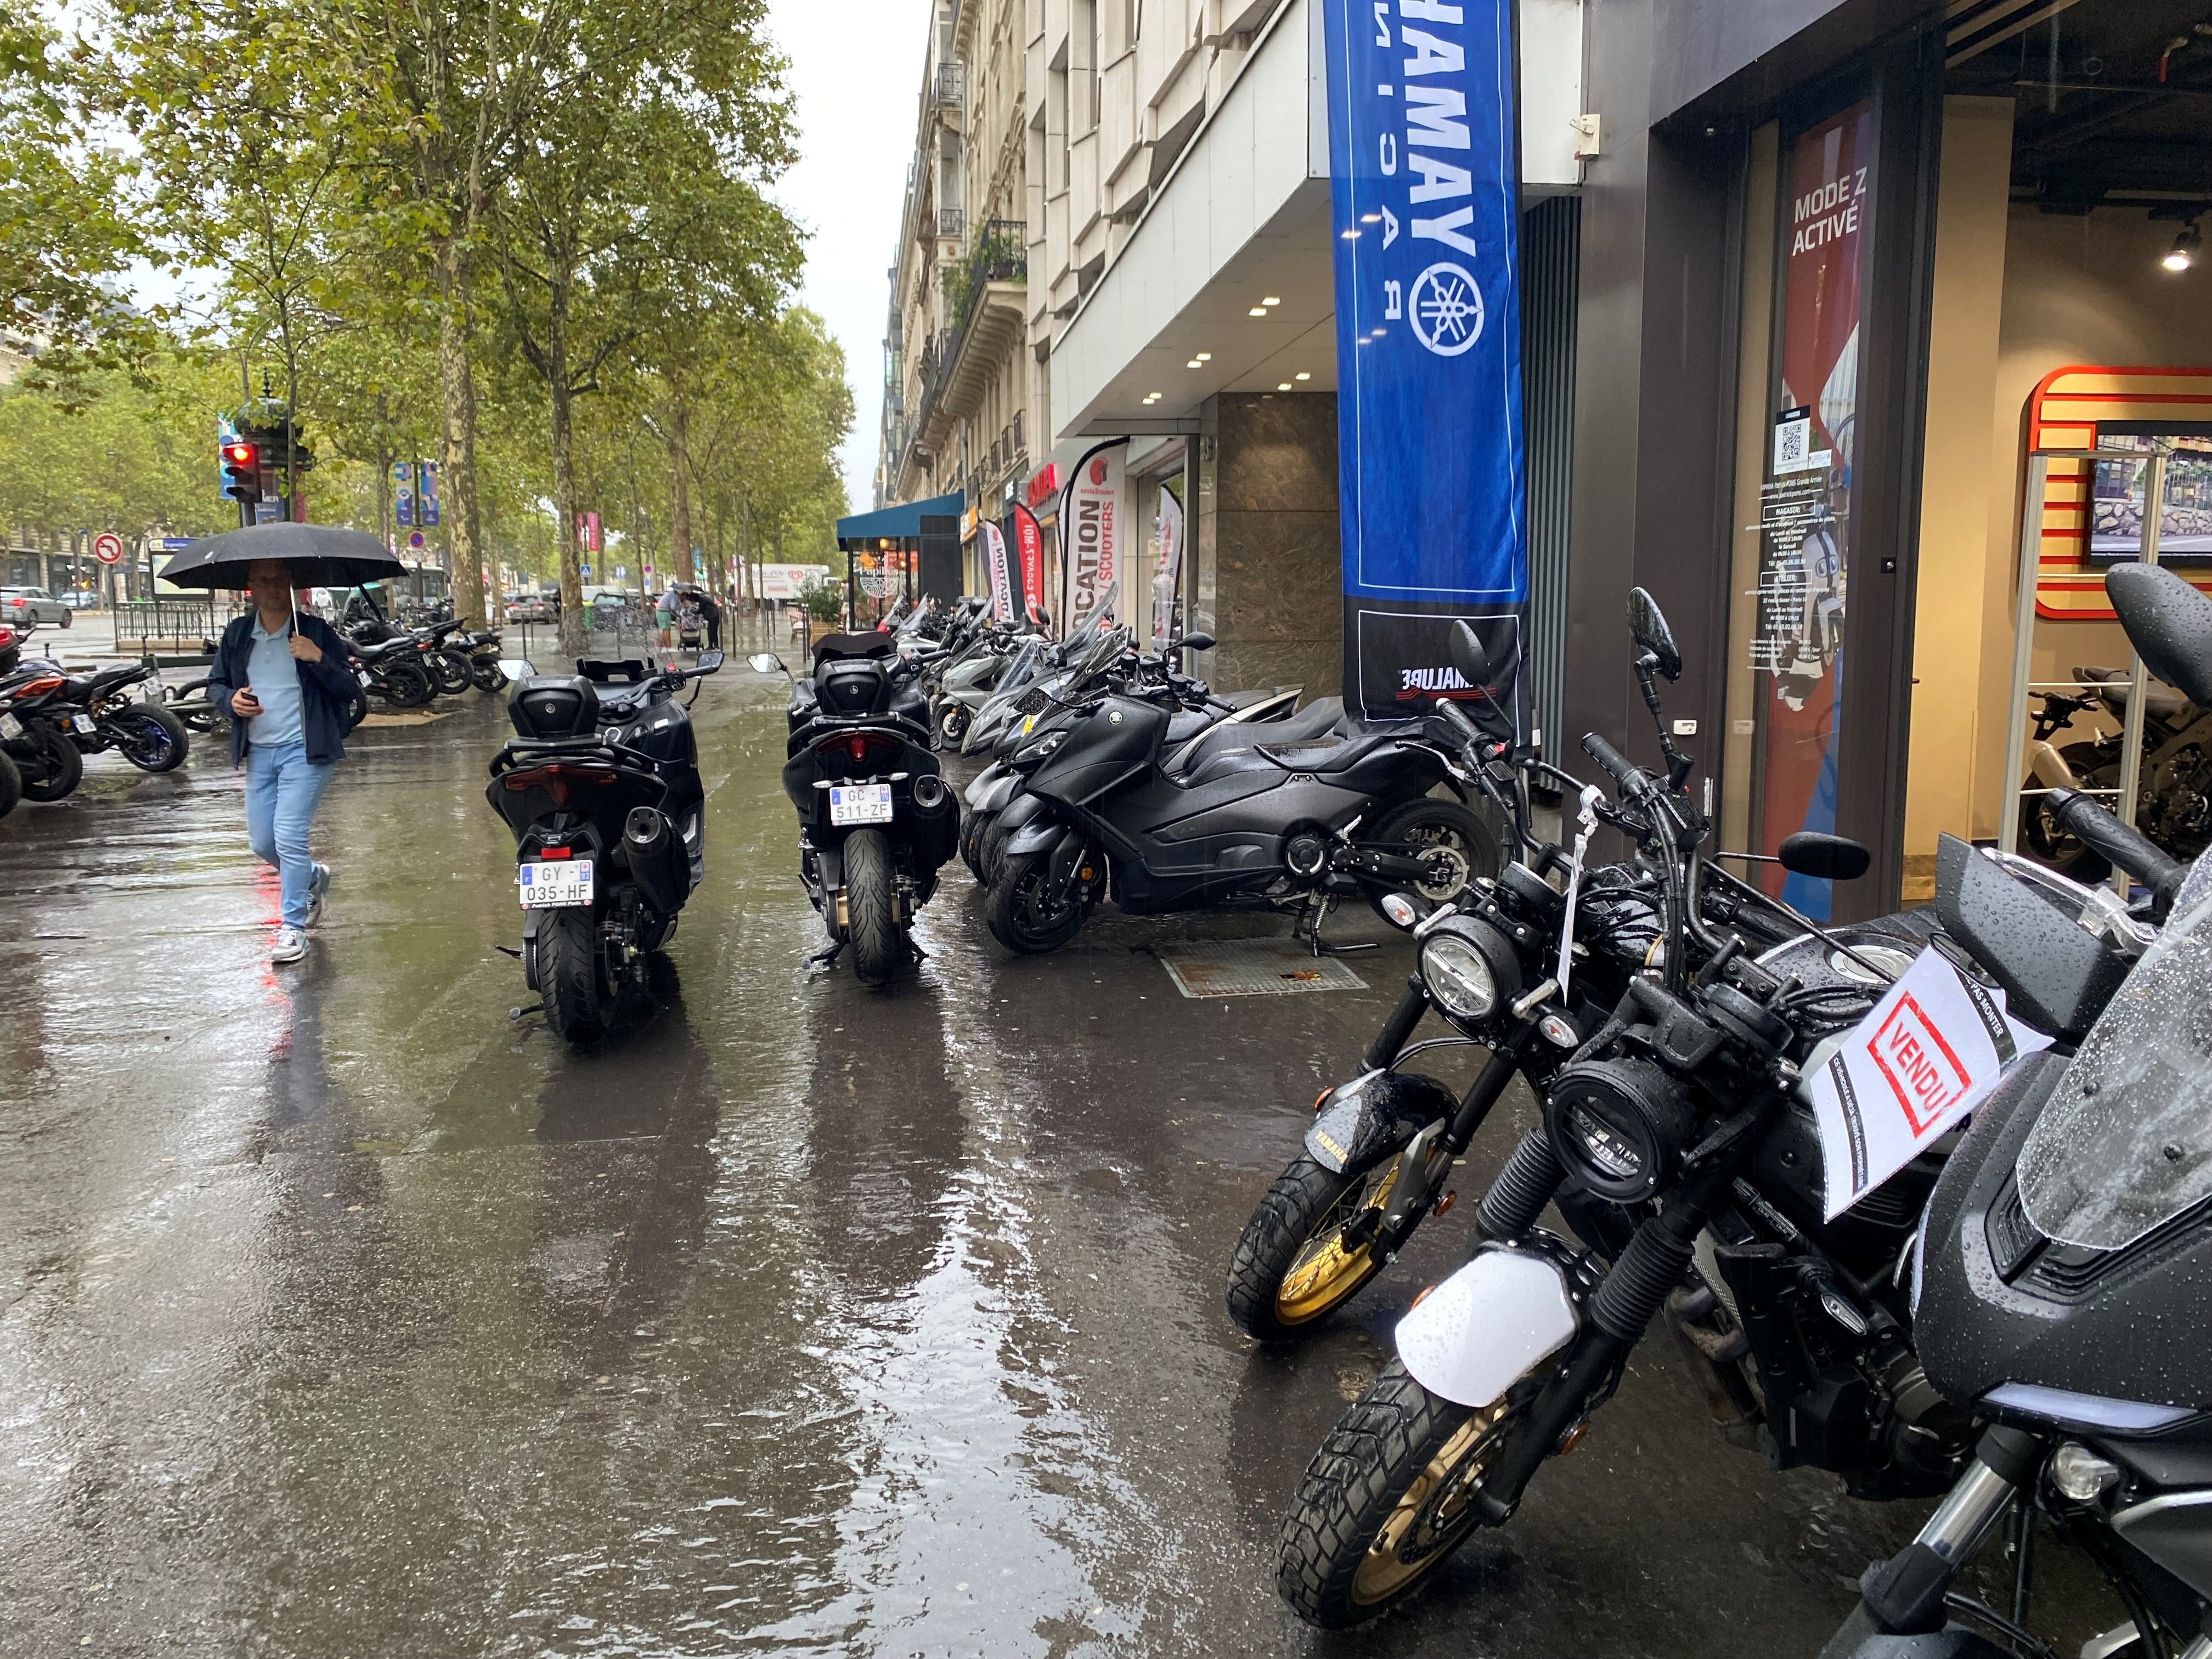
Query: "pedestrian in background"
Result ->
[[204, 559, 362, 964], [696, 588, 723, 651]]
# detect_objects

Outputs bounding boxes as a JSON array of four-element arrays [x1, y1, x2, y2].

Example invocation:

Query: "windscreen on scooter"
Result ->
[[1055, 626, 1132, 703], [2017, 849, 2212, 1251]]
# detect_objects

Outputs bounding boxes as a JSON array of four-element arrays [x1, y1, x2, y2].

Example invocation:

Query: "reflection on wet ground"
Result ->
[[0, 642, 2118, 1657]]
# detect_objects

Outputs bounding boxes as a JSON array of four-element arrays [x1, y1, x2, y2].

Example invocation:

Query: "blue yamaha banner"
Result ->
[[1324, 0, 1528, 729]]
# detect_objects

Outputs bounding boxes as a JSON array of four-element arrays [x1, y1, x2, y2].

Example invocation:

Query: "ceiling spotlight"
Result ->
[[1262, 296, 1281, 306], [1340, 228, 1358, 240], [1277, 382, 1293, 391], [2164, 221, 2201, 272], [1186, 359, 1202, 368], [1195, 352, 1212, 362], [1248, 306, 1267, 316], [1294, 371, 1311, 381]]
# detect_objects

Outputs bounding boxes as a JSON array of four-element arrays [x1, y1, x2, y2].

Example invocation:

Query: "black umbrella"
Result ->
[[159, 522, 408, 591]]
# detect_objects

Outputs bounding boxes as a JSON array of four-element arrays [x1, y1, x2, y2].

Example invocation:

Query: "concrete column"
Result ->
[[1200, 392, 1341, 700]]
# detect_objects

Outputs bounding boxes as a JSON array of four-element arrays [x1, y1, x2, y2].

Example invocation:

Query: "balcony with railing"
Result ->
[[909, 221, 1028, 463]]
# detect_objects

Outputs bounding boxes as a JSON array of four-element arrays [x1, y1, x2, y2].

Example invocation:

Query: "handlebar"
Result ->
[[1431, 696, 1482, 746], [2046, 789, 2187, 912], [1580, 731, 1644, 793]]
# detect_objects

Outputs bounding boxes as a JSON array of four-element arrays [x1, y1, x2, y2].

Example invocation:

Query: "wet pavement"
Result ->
[[0, 635, 2121, 1658]]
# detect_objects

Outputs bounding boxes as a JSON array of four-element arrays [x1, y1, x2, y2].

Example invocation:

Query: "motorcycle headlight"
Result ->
[[1013, 729, 1067, 765], [1542, 1057, 1699, 1204], [1420, 934, 1499, 1019]]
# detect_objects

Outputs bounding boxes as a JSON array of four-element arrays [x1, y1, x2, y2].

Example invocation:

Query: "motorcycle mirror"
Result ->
[[2106, 563, 2212, 709], [1627, 588, 1683, 681], [1181, 632, 1216, 653], [695, 650, 724, 673], [746, 652, 787, 676], [1448, 619, 1491, 687], [496, 658, 533, 684], [1777, 831, 1870, 882]]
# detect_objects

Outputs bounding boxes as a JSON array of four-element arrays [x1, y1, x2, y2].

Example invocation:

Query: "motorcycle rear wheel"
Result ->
[[1364, 799, 1498, 917], [538, 909, 607, 1044], [845, 828, 901, 986], [2020, 742, 2114, 880], [985, 849, 1086, 954], [939, 704, 969, 745], [170, 680, 226, 734], [15, 721, 83, 802], [377, 659, 435, 709], [0, 748, 20, 819], [960, 808, 995, 884], [1278, 1362, 1515, 1628], [1226, 1153, 1403, 1341], [470, 656, 506, 693], [109, 704, 190, 772], [427, 649, 472, 696]]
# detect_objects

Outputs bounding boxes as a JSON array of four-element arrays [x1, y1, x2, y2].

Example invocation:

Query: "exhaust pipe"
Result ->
[[623, 805, 688, 916]]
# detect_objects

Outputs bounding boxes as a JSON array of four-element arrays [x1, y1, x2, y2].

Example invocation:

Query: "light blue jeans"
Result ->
[[245, 742, 335, 928]]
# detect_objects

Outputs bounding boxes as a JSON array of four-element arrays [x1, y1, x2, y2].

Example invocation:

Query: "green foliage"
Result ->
[[797, 575, 843, 624]]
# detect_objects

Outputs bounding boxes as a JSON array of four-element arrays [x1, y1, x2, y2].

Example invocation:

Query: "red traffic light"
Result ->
[[224, 441, 258, 466]]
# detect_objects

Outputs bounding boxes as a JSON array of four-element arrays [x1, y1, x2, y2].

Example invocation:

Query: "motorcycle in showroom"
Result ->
[[486, 649, 724, 1043], [2019, 660, 2212, 878], [753, 633, 960, 988]]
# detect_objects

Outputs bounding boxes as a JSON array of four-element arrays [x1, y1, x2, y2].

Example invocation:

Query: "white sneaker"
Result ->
[[307, 862, 331, 927], [271, 924, 307, 964]]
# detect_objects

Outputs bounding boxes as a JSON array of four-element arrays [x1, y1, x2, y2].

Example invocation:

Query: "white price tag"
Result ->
[[1811, 948, 2053, 1220], [0, 713, 21, 740]]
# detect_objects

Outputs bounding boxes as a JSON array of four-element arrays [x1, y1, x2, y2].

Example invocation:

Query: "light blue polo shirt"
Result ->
[[246, 614, 305, 748]]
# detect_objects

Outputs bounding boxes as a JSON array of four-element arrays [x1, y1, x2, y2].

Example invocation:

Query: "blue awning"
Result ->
[[835, 491, 963, 545]]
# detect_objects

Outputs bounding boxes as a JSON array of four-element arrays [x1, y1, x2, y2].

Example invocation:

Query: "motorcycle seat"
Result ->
[[354, 636, 420, 662], [1172, 697, 1346, 777], [58, 666, 139, 699], [1164, 709, 1215, 745], [2074, 665, 2192, 721]]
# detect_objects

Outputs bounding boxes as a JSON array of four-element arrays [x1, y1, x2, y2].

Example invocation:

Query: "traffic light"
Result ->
[[222, 437, 262, 503]]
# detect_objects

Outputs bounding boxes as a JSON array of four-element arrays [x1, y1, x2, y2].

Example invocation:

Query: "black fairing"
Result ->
[[1934, 833, 2129, 1040], [1915, 1049, 2212, 1418]]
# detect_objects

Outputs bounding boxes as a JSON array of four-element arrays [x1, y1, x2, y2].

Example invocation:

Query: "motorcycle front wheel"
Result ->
[[939, 704, 969, 746], [1278, 1362, 1519, 1628], [844, 828, 901, 986], [0, 748, 20, 819], [108, 705, 190, 772], [537, 908, 606, 1044], [376, 659, 435, 709], [169, 680, 226, 734], [14, 720, 83, 802], [985, 850, 1086, 954], [1226, 1153, 1406, 1341], [470, 656, 506, 693]]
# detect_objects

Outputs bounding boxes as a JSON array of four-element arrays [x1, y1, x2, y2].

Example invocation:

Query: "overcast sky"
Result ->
[[764, 0, 932, 517]]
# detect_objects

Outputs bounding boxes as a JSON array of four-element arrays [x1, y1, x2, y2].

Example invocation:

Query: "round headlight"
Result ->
[[1542, 1057, 1699, 1204], [1420, 934, 1498, 1019]]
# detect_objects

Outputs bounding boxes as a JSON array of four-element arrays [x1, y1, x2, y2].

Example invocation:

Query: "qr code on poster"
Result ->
[[1775, 411, 1809, 470]]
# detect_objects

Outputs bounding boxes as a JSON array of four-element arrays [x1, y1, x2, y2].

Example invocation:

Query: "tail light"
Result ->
[[537, 844, 573, 860], [816, 731, 898, 764], [13, 674, 63, 697], [500, 764, 617, 806]]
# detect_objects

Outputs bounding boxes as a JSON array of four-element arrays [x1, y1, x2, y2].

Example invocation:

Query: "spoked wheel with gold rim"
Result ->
[[1277, 1361, 1519, 1628], [1225, 1152, 1406, 1341]]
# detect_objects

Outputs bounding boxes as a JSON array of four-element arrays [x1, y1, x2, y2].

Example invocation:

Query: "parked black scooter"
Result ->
[[486, 650, 724, 1043], [753, 634, 960, 987], [0, 661, 87, 802], [48, 662, 191, 772]]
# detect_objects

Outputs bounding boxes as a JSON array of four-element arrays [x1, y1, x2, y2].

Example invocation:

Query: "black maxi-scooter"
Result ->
[[487, 648, 724, 1044], [753, 634, 960, 987]]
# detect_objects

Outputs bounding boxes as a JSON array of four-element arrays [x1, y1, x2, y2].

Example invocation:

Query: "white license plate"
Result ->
[[0, 713, 19, 740], [72, 713, 98, 735], [828, 783, 894, 826], [518, 857, 594, 909]]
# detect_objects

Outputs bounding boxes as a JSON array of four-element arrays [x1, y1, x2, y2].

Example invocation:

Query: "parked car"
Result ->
[[59, 590, 101, 611], [504, 590, 556, 623], [0, 588, 70, 628]]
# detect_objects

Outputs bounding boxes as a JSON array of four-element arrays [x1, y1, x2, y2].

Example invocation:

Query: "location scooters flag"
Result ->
[[1013, 505, 1046, 624], [983, 518, 1014, 621], [1322, 0, 1529, 729]]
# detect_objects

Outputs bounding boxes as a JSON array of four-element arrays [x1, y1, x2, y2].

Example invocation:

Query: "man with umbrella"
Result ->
[[168, 525, 399, 964]]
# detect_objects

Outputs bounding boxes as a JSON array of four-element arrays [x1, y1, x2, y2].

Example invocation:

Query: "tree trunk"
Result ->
[[436, 239, 487, 628], [668, 399, 695, 584], [548, 283, 586, 657]]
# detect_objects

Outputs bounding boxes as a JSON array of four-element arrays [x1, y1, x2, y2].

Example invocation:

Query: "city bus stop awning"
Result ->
[[834, 491, 963, 549]]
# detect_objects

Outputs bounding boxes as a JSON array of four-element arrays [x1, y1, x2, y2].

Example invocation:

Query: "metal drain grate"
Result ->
[[1154, 939, 1369, 999]]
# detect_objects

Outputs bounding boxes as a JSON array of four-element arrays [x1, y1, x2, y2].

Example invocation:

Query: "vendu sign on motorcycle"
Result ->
[[1809, 946, 2052, 1220]]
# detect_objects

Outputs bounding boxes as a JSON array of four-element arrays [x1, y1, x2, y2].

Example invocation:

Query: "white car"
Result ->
[[0, 587, 70, 627]]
